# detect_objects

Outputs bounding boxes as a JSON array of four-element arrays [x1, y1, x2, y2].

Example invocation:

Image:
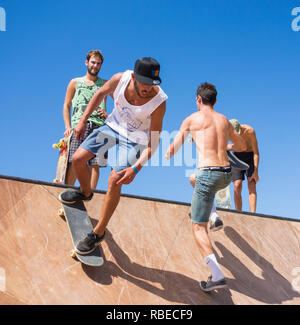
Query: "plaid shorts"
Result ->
[[68, 121, 108, 167]]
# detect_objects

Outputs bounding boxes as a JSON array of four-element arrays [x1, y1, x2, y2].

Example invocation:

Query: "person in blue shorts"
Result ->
[[59, 57, 168, 255]]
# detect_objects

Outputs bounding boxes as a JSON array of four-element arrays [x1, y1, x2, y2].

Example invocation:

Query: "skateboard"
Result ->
[[227, 151, 249, 171], [52, 130, 73, 184], [215, 152, 249, 209], [60, 199, 104, 266], [216, 185, 232, 209]]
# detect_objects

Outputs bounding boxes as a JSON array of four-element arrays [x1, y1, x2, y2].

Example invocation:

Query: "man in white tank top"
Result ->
[[59, 57, 168, 254]]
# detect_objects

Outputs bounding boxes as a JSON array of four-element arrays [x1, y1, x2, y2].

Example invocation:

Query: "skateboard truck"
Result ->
[[52, 139, 67, 151]]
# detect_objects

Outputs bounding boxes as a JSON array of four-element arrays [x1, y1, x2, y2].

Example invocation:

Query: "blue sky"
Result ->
[[0, 0, 299, 220]]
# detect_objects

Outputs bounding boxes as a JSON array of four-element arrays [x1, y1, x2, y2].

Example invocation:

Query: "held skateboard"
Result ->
[[215, 152, 249, 208], [215, 185, 232, 209], [52, 130, 73, 184], [60, 199, 104, 266], [227, 151, 249, 171]]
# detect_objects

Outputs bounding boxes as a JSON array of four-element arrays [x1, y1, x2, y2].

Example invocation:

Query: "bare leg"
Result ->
[[90, 165, 100, 189], [65, 163, 77, 186], [193, 222, 225, 283], [93, 170, 122, 236], [192, 223, 213, 258], [247, 178, 257, 213], [233, 179, 243, 211], [72, 148, 95, 196]]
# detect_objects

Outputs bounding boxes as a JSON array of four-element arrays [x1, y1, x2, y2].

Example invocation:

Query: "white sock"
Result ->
[[210, 203, 221, 224], [205, 254, 225, 282]]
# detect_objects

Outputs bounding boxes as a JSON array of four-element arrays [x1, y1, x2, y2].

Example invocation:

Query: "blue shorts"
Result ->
[[80, 124, 147, 173], [191, 168, 232, 224]]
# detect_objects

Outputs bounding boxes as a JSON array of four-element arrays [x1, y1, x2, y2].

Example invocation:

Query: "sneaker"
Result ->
[[58, 189, 93, 204], [210, 218, 224, 232], [200, 276, 227, 292], [76, 231, 106, 255]]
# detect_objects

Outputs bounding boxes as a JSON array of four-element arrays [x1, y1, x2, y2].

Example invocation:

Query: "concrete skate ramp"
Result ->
[[0, 175, 300, 305]]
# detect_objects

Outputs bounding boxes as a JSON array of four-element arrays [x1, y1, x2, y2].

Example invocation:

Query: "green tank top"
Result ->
[[71, 77, 106, 128]]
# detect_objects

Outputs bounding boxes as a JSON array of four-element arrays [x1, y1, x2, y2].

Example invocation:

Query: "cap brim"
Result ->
[[135, 73, 161, 85]]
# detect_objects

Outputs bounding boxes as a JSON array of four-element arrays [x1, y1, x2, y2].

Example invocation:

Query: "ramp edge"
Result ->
[[0, 174, 298, 223]]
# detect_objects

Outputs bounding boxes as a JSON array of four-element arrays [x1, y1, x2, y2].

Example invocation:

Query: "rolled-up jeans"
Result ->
[[191, 168, 232, 224]]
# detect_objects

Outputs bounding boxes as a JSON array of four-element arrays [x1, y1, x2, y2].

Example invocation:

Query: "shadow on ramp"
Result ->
[[215, 226, 300, 304], [81, 230, 234, 305]]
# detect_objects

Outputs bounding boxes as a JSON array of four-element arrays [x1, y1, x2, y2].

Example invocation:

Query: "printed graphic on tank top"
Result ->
[[106, 70, 168, 145]]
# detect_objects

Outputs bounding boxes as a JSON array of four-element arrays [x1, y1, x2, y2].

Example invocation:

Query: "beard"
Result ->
[[134, 80, 152, 98], [87, 66, 100, 76]]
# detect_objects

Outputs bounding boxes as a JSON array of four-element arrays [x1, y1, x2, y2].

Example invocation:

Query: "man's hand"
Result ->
[[98, 108, 108, 119], [249, 171, 259, 184], [74, 121, 86, 141], [227, 143, 234, 151], [64, 127, 73, 138], [116, 167, 137, 185]]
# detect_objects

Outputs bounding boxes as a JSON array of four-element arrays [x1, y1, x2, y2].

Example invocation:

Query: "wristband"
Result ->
[[131, 166, 139, 175]]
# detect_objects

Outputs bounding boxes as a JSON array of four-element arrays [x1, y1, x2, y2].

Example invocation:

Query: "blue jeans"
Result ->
[[191, 169, 232, 224], [80, 124, 146, 172]]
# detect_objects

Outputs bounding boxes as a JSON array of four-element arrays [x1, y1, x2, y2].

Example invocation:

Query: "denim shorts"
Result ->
[[80, 123, 146, 172], [191, 168, 232, 224]]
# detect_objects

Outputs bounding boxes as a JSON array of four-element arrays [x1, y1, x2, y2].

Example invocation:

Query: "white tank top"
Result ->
[[105, 70, 168, 145]]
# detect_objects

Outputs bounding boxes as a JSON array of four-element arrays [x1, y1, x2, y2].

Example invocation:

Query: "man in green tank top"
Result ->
[[62, 50, 108, 188]]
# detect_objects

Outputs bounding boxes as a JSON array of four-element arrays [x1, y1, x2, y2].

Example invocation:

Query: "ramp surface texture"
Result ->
[[0, 176, 300, 305]]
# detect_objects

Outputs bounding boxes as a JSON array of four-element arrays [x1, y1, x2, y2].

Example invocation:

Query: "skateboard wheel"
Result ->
[[70, 249, 77, 258], [58, 208, 65, 217]]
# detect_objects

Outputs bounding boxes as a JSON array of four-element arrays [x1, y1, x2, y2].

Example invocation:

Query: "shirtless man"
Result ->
[[229, 119, 259, 213], [59, 57, 167, 254], [62, 50, 108, 188], [165, 83, 246, 291]]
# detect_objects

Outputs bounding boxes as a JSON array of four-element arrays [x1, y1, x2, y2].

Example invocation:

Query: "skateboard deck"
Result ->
[[53, 130, 73, 184], [216, 185, 231, 209], [61, 200, 104, 266], [215, 151, 249, 209]]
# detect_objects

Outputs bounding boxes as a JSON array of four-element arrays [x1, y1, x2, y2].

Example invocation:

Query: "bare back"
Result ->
[[189, 109, 230, 168], [238, 124, 258, 153]]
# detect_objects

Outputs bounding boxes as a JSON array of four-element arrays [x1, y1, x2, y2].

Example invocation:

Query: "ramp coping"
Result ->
[[0, 174, 298, 223]]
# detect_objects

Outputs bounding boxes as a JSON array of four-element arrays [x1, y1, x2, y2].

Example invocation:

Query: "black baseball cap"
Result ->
[[134, 57, 162, 85]]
